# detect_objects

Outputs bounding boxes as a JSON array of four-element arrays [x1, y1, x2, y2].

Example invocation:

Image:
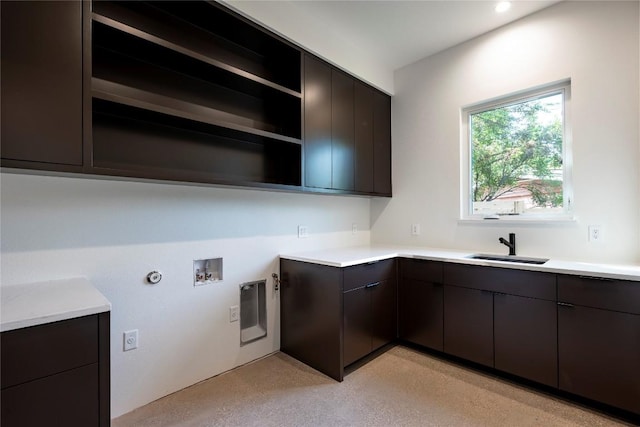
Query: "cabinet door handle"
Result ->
[[578, 275, 614, 282], [366, 260, 380, 265], [557, 302, 575, 308], [366, 281, 381, 288]]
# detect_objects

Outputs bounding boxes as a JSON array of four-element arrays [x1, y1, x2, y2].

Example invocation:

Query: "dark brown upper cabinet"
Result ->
[[331, 70, 355, 191], [1, 1, 83, 170], [355, 83, 392, 196], [373, 91, 392, 195], [89, 1, 303, 189], [1, 0, 391, 195], [354, 82, 374, 193], [304, 55, 333, 189], [304, 54, 391, 196], [303, 56, 355, 191]]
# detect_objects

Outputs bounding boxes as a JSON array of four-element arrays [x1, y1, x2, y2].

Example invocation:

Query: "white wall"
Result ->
[[372, 1, 640, 264], [223, 0, 394, 94], [3, 0, 639, 419], [0, 173, 370, 417]]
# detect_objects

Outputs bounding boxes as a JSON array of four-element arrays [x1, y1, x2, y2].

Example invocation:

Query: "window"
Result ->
[[461, 81, 572, 220]]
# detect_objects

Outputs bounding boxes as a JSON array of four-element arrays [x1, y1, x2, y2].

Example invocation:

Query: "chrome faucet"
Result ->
[[499, 233, 516, 256]]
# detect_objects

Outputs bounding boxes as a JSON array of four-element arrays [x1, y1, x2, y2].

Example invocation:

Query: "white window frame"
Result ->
[[460, 80, 573, 222]]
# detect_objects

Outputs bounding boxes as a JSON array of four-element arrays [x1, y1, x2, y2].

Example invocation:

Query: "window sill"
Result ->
[[458, 216, 577, 226]]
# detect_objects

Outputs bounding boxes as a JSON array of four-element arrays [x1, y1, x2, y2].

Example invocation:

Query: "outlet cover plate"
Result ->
[[123, 329, 138, 351], [229, 305, 239, 322], [588, 225, 603, 242]]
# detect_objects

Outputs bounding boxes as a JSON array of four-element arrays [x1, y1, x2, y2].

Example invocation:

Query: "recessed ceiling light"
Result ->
[[495, 1, 511, 13]]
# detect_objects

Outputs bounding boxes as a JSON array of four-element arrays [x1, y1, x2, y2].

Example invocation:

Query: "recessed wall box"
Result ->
[[193, 257, 223, 286], [239, 280, 267, 346]]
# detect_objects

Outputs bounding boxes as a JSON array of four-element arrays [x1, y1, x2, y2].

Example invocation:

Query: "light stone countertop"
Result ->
[[1, 277, 111, 332], [280, 245, 640, 282]]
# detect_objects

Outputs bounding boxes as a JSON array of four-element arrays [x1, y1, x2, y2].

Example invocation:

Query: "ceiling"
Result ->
[[228, 1, 560, 72]]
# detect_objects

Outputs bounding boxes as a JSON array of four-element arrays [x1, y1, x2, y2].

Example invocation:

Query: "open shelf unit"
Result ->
[[92, 99, 301, 187], [89, 0, 302, 188]]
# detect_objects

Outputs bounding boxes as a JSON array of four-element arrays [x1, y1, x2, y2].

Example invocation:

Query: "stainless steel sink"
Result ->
[[467, 254, 549, 265]]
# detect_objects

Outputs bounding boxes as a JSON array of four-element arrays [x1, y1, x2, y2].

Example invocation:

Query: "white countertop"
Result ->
[[280, 245, 640, 282], [1, 277, 111, 332]]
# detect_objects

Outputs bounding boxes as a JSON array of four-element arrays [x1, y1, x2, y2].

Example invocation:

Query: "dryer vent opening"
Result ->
[[240, 279, 267, 346]]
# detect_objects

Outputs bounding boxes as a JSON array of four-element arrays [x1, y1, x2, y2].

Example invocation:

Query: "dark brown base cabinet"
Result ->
[[442, 263, 558, 387], [280, 258, 397, 381], [398, 259, 444, 351], [557, 275, 640, 414], [285, 257, 640, 418], [443, 285, 494, 367], [344, 279, 396, 365], [494, 294, 558, 387], [1, 313, 110, 427]]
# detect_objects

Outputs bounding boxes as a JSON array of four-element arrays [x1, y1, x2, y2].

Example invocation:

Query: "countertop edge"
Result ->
[[1, 303, 111, 332], [279, 247, 640, 282], [1, 277, 112, 332]]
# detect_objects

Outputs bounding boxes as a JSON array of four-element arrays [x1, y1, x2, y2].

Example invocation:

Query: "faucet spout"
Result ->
[[499, 233, 516, 256]]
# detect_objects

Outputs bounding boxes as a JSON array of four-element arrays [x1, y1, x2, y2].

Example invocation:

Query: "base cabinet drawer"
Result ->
[[1, 364, 99, 427], [0, 312, 110, 426], [1, 316, 98, 388]]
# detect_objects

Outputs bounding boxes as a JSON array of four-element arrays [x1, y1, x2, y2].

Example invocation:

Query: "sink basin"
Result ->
[[467, 254, 549, 265]]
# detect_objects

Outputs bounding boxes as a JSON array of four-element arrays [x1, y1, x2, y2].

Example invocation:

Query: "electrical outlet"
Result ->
[[411, 223, 421, 236], [352, 223, 358, 234], [298, 225, 309, 238], [123, 329, 138, 351], [229, 305, 239, 322], [588, 225, 603, 242]]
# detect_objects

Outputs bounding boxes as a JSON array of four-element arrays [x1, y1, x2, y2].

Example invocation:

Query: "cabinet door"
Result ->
[[354, 82, 374, 193], [494, 294, 557, 387], [373, 91, 392, 195], [1, 364, 99, 427], [304, 55, 332, 189], [1, 1, 82, 166], [331, 70, 355, 191], [371, 279, 397, 351], [558, 304, 640, 414], [444, 285, 493, 367], [399, 279, 443, 351], [280, 260, 344, 381], [343, 287, 372, 366]]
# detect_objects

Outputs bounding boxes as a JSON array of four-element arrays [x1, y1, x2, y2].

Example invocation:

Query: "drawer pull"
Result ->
[[557, 302, 575, 308], [366, 281, 381, 288], [577, 275, 614, 282]]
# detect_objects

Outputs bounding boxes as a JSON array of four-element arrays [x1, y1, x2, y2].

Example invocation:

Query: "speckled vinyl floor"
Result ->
[[113, 346, 632, 427]]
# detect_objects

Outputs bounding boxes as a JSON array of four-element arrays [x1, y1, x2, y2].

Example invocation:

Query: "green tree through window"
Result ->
[[469, 90, 566, 216]]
